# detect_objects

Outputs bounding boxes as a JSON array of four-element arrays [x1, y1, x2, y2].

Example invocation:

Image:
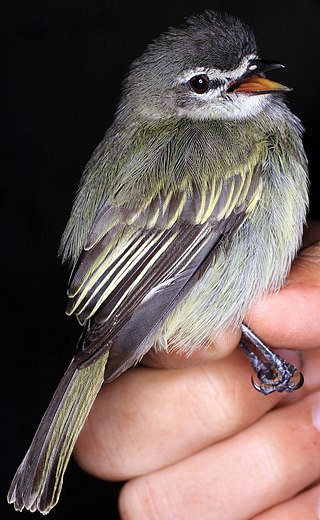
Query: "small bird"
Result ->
[[8, 10, 308, 514]]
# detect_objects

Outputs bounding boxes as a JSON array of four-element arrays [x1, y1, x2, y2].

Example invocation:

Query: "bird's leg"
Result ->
[[240, 323, 304, 395]]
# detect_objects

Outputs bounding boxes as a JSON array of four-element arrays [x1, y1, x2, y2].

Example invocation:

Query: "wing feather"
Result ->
[[103, 226, 227, 381], [67, 161, 262, 380]]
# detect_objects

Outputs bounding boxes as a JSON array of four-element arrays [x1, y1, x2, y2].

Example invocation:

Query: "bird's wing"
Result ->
[[68, 164, 262, 381]]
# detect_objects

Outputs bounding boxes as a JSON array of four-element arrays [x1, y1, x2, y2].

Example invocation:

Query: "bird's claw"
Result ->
[[251, 367, 304, 395], [240, 323, 304, 395]]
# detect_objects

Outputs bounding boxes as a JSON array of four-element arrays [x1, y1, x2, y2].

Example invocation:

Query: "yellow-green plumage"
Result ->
[[8, 352, 109, 513], [61, 112, 307, 356], [8, 10, 308, 514]]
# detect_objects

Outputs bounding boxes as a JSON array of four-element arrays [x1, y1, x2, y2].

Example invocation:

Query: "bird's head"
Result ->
[[119, 11, 290, 122]]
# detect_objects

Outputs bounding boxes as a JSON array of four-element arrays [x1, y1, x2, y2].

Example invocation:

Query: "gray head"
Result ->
[[118, 11, 289, 122]]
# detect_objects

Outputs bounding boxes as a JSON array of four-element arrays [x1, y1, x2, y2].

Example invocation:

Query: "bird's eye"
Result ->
[[189, 74, 210, 94]]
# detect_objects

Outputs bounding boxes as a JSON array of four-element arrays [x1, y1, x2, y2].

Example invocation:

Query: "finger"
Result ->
[[277, 348, 320, 407], [142, 327, 241, 369], [251, 482, 320, 520], [119, 391, 320, 520], [75, 346, 319, 481], [245, 242, 320, 349], [75, 349, 283, 480]]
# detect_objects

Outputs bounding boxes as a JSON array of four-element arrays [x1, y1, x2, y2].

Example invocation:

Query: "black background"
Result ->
[[2, 1, 319, 519]]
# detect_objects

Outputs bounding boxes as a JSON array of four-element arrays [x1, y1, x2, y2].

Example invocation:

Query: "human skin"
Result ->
[[74, 221, 320, 519]]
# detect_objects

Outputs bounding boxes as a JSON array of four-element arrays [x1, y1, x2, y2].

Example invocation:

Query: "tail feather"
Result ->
[[7, 351, 109, 514]]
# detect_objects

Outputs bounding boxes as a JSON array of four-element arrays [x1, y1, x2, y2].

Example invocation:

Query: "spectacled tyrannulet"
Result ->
[[8, 10, 308, 514]]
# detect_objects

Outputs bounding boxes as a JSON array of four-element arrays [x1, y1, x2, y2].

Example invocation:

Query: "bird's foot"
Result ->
[[240, 323, 304, 395]]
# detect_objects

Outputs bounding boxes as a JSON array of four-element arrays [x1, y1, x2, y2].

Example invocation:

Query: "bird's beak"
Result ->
[[225, 59, 292, 95]]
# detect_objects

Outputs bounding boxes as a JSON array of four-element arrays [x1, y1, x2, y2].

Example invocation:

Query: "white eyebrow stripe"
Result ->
[[175, 53, 257, 84]]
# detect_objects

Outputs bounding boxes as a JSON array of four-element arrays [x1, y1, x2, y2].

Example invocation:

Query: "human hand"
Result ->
[[74, 222, 320, 519]]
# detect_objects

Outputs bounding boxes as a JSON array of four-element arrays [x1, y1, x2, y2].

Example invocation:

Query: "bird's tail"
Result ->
[[7, 351, 109, 514]]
